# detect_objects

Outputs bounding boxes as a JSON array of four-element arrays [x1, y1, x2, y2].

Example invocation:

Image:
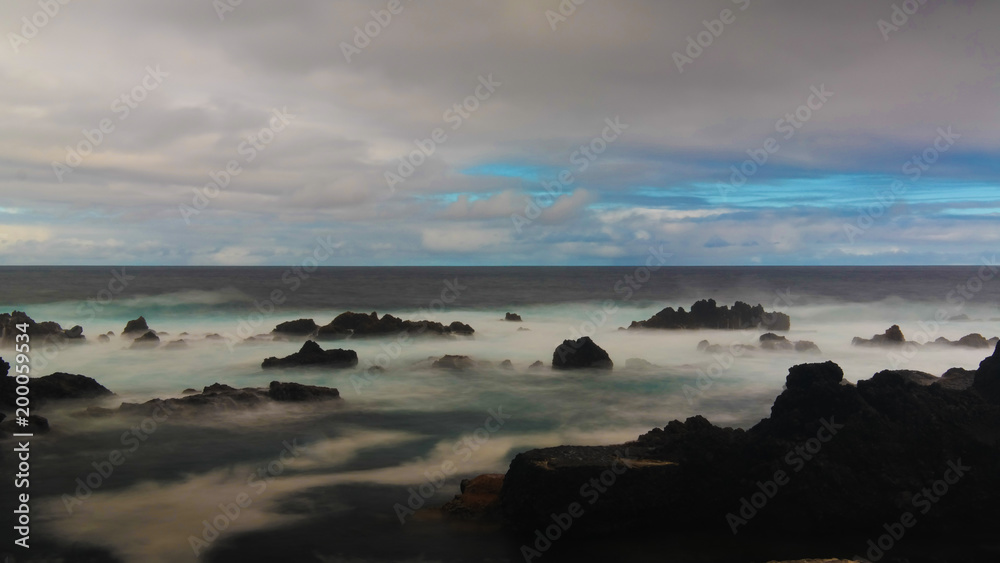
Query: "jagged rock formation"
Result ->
[[498, 344, 1000, 543], [629, 299, 790, 331], [261, 340, 358, 369], [317, 311, 475, 338], [0, 311, 85, 347]]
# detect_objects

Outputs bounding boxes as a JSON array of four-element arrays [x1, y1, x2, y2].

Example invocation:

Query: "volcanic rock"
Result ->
[[261, 340, 358, 369], [552, 337, 613, 370]]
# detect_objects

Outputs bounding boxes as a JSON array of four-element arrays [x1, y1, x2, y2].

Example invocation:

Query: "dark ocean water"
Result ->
[[3, 265, 1000, 309], [2, 266, 1000, 563]]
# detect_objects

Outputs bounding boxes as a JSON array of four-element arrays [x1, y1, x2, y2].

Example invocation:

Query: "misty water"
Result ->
[[2, 267, 999, 562]]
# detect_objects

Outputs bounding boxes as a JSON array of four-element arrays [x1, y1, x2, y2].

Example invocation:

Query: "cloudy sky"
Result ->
[[1, 0, 998, 265]]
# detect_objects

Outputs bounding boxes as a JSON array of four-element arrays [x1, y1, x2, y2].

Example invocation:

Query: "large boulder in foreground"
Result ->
[[629, 299, 790, 331], [552, 336, 613, 370], [500, 345, 1000, 543], [0, 372, 114, 408], [261, 340, 358, 369]]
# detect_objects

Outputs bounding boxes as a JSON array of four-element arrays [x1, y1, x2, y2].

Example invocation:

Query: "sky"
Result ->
[[0, 0, 998, 266]]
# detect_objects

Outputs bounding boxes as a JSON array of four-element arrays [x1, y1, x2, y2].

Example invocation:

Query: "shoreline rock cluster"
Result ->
[[448, 343, 1000, 551]]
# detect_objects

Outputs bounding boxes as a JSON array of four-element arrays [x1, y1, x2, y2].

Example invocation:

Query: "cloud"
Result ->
[[0, 0, 998, 264]]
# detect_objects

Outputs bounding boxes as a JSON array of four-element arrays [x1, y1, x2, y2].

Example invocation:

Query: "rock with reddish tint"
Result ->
[[442, 474, 505, 519]]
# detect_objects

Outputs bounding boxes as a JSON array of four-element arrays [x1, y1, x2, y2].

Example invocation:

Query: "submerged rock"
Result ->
[[552, 337, 613, 370], [129, 331, 160, 349], [629, 299, 790, 331], [116, 380, 341, 416], [432, 355, 476, 370], [624, 358, 658, 370], [261, 340, 358, 369]]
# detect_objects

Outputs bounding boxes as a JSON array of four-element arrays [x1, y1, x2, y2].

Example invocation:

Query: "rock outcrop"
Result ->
[[629, 299, 790, 331], [122, 316, 150, 336], [432, 355, 476, 370], [442, 474, 504, 520], [552, 337, 613, 370], [499, 344, 1000, 542], [853, 326, 997, 349], [261, 340, 358, 369], [1, 311, 86, 347], [108, 380, 341, 417], [272, 319, 319, 337], [129, 330, 160, 349], [505, 313, 522, 322], [0, 372, 114, 408], [318, 311, 475, 338], [851, 325, 905, 346]]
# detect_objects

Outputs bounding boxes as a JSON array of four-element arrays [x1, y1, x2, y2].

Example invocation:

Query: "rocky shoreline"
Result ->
[[444, 344, 1000, 561]]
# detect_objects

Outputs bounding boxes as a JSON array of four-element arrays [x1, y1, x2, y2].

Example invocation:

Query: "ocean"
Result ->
[[1, 266, 999, 562]]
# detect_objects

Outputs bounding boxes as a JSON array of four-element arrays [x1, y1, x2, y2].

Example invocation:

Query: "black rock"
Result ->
[[448, 321, 475, 335], [793, 340, 821, 353], [629, 299, 790, 331], [852, 324, 905, 346], [500, 352, 1000, 540], [499, 360, 514, 370], [268, 380, 340, 402], [122, 316, 149, 335], [261, 340, 358, 369], [1, 311, 86, 346], [552, 337, 613, 370], [957, 333, 990, 348], [505, 312, 522, 322], [0, 372, 114, 408], [433, 355, 476, 370], [129, 331, 160, 349], [321, 311, 475, 337], [115, 380, 340, 417], [272, 319, 319, 337]]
